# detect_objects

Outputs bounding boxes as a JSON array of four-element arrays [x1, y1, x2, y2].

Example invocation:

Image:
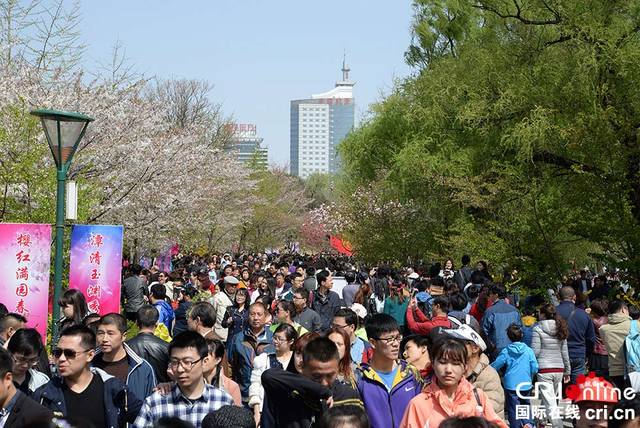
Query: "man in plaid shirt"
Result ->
[[133, 331, 233, 428]]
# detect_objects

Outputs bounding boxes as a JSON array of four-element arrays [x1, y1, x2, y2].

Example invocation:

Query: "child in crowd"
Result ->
[[491, 324, 538, 428]]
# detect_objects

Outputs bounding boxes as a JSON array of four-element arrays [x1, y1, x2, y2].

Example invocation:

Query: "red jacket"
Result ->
[[406, 308, 451, 335]]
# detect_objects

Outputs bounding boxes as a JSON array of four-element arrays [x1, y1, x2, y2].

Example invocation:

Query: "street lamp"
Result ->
[[30, 109, 93, 342]]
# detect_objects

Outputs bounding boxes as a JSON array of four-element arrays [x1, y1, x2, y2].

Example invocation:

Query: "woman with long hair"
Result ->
[[531, 304, 570, 428], [221, 288, 250, 345], [327, 327, 356, 387], [292, 331, 321, 373], [202, 338, 241, 405], [249, 323, 298, 424], [588, 298, 609, 378], [354, 276, 376, 316], [57, 289, 90, 331], [400, 339, 507, 428]]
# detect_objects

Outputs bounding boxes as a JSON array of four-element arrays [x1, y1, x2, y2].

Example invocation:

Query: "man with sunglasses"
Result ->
[[355, 313, 423, 428], [33, 325, 142, 428], [133, 331, 233, 428]]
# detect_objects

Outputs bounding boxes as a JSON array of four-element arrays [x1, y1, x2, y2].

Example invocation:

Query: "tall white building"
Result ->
[[290, 59, 355, 178]]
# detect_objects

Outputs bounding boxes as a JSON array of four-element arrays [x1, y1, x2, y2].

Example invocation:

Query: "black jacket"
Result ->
[[126, 332, 170, 383], [260, 368, 362, 428], [5, 390, 52, 427]]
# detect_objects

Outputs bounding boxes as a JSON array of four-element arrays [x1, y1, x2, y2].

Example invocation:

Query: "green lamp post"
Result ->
[[30, 109, 94, 342]]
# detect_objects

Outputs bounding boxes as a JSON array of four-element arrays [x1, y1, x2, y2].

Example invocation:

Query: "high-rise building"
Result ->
[[290, 58, 355, 178], [225, 123, 268, 170]]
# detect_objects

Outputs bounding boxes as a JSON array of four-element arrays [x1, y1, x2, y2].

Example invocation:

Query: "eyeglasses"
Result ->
[[12, 354, 39, 366], [52, 348, 92, 359], [273, 336, 291, 343], [373, 335, 403, 345], [168, 358, 202, 371], [331, 323, 349, 329]]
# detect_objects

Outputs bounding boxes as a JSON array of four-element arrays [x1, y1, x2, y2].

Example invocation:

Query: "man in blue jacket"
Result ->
[[355, 313, 423, 428], [482, 284, 522, 359], [556, 286, 596, 384], [33, 325, 142, 427], [93, 313, 157, 402], [228, 302, 274, 405]]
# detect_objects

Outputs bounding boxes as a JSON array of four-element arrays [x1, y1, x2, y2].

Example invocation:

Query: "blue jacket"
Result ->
[[228, 326, 274, 402], [154, 300, 175, 332], [32, 367, 142, 428], [491, 342, 538, 391], [482, 299, 522, 355], [556, 301, 596, 360], [94, 342, 157, 402], [355, 360, 423, 428]]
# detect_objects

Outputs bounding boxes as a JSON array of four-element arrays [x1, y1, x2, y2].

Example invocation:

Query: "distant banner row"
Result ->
[[0, 223, 123, 340]]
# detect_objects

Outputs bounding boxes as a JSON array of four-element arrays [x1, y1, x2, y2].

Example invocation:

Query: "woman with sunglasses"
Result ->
[[248, 323, 298, 425], [221, 288, 250, 346], [7, 328, 50, 397]]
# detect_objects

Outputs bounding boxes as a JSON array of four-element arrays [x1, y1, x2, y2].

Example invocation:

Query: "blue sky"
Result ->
[[79, 1, 415, 166]]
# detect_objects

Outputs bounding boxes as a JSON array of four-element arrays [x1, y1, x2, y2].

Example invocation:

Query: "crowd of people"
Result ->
[[1, 252, 640, 428]]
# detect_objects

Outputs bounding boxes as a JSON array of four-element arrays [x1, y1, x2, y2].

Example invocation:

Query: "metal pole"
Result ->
[[52, 167, 66, 343]]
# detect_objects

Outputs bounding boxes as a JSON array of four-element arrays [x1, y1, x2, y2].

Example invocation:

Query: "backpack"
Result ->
[[625, 320, 640, 373]]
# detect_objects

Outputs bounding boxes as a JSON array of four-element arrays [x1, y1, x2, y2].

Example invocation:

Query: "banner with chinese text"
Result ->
[[69, 225, 123, 315], [0, 223, 52, 340]]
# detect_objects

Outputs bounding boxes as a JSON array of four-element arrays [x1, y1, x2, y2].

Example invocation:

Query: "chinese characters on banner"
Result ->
[[69, 225, 123, 315], [0, 223, 52, 340]]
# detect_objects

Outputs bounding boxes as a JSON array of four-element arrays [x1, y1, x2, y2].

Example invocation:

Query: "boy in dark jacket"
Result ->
[[261, 337, 362, 427], [0, 347, 51, 426]]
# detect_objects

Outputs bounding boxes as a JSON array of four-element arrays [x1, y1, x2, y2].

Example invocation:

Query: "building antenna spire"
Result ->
[[341, 50, 350, 81]]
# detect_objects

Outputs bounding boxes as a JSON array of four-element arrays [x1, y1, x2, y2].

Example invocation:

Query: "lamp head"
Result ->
[[30, 109, 94, 169]]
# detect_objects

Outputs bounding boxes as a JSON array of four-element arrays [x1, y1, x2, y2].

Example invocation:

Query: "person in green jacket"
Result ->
[[383, 279, 410, 330]]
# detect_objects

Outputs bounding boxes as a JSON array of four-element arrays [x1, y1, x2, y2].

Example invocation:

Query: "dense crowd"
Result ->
[[1, 253, 640, 428]]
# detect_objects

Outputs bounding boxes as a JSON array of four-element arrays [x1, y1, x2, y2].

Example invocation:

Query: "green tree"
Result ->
[[339, 0, 640, 285]]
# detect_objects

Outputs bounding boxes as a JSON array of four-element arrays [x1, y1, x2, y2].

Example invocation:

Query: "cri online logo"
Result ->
[[566, 372, 622, 402]]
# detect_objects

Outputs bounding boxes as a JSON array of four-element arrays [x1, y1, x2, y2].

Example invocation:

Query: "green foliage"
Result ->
[[338, 0, 640, 287]]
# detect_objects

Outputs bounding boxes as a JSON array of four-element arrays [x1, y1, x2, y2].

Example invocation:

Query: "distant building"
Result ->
[[290, 58, 355, 178], [225, 123, 268, 170]]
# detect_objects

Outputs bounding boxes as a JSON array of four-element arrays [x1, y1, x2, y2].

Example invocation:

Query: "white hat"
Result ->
[[350, 303, 367, 319], [443, 324, 487, 352], [223, 276, 239, 285]]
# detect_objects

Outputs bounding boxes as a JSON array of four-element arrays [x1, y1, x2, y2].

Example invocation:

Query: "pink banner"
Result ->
[[0, 223, 52, 341], [69, 225, 123, 315]]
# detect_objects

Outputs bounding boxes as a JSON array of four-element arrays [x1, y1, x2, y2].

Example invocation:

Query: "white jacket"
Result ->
[[248, 353, 292, 410]]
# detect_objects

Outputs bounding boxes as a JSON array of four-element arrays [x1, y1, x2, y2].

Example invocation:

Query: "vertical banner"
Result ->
[[69, 225, 123, 315], [0, 223, 52, 340]]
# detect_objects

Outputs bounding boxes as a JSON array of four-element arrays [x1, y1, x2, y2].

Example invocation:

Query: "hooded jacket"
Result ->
[[154, 300, 175, 332], [491, 342, 539, 391], [531, 320, 570, 375], [600, 312, 632, 377], [467, 353, 505, 421], [32, 367, 142, 428], [94, 342, 158, 401], [400, 377, 508, 428], [22, 368, 50, 396], [355, 360, 423, 428]]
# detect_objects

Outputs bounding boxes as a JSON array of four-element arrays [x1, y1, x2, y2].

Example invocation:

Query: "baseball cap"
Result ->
[[443, 324, 487, 352], [224, 276, 239, 285]]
